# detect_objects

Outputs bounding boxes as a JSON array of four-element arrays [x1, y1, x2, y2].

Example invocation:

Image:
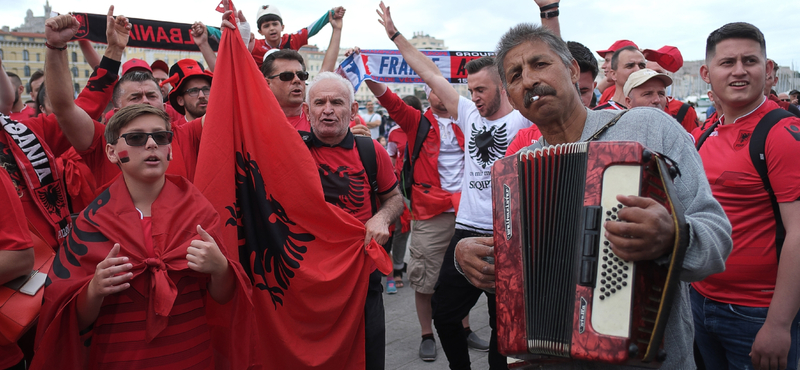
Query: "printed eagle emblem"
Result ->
[[468, 122, 508, 169], [36, 184, 66, 215], [317, 164, 367, 215]]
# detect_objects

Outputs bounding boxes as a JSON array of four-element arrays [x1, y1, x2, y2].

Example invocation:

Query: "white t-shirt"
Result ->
[[360, 111, 381, 139], [435, 114, 464, 194], [454, 96, 532, 233]]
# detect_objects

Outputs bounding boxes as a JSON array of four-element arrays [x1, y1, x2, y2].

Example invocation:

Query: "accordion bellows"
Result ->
[[492, 141, 689, 368]]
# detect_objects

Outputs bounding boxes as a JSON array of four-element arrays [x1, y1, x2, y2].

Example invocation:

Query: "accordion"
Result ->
[[491, 141, 689, 368]]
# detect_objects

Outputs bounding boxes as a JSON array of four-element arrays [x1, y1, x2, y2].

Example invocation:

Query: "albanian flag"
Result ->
[[194, 10, 392, 370]]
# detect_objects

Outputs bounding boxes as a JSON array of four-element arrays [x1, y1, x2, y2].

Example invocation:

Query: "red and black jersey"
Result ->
[[593, 100, 627, 111], [307, 131, 397, 224]]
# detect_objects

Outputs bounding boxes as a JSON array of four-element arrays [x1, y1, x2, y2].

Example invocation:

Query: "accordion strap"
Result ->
[[584, 110, 629, 142]]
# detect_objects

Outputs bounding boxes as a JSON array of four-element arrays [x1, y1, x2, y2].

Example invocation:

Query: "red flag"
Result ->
[[194, 13, 391, 370]]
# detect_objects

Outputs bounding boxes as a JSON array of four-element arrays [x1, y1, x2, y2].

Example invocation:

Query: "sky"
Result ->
[[3, 0, 800, 73]]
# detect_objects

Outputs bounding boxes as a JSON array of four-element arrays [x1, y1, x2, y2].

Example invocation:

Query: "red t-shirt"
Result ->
[[593, 100, 627, 111], [288, 111, 311, 132], [386, 125, 407, 176], [666, 97, 698, 133], [251, 29, 310, 69], [0, 167, 32, 369], [598, 85, 615, 106], [78, 118, 203, 189], [9, 105, 36, 121], [693, 98, 800, 307], [505, 126, 543, 157], [308, 132, 397, 224]]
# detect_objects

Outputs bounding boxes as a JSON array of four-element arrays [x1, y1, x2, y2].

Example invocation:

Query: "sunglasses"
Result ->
[[781, 98, 791, 102], [183, 86, 211, 97], [267, 71, 309, 82], [118, 131, 174, 146]]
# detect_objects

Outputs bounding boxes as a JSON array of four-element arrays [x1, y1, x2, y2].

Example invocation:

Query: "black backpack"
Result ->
[[399, 114, 432, 202], [300, 131, 379, 216], [695, 108, 793, 261]]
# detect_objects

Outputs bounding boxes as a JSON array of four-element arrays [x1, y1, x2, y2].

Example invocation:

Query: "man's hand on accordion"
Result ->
[[603, 194, 676, 262], [454, 237, 496, 291]]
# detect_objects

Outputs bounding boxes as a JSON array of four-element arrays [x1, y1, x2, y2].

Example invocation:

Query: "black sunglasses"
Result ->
[[267, 71, 309, 81], [118, 131, 174, 146]]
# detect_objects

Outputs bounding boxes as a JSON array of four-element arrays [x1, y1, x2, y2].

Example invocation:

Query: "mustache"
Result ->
[[524, 84, 557, 108]]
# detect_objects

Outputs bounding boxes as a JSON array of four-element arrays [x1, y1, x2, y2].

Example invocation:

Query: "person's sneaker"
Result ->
[[386, 279, 397, 294], [466, 331, 489, 351], [419, 338, 437, 361]]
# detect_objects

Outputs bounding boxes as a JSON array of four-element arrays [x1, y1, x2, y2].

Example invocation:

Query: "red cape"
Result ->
[[194, 12, 391, 370], [31, 175, 253, 370]]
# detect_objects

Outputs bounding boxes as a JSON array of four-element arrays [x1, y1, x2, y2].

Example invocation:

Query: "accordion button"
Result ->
[[617, 203, 624, 208], [617, 277, 623, 282], [612, 273, 617, 278], [605, 291, 611, 297], [612, 207, 618, 212], [600, 279, 606, 284], [602, 264, 607, 269], [600, 295, 605, 300], [623, 265, 629, 271], [603, 256, 608, 261], [623, 273, 628, 278], [611, 288, 616, 293], [601, 272, 606, 277], [605, 284, 611, 289], [622, 281, 628, 286], [613, 257, 619, 262], [606, 211, 612, 215], [617, 285, 622, 290], [600, 287, 605, 292], [611, 215, 617, 220], [604, 241, 609, 246]]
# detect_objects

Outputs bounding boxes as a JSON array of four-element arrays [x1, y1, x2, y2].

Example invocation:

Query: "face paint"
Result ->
[[118, 150, 130, 163]]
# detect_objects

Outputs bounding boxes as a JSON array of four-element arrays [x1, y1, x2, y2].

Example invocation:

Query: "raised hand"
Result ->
[[191, 22, 209, 45], [44, 14, 80, 48], [187, 225, 228, 277], [376, 2, 399, 39], [105, 5, 131, 51]]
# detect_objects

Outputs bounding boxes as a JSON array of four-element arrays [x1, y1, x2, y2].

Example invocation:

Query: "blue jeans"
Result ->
[[691, 287, 800, 370]]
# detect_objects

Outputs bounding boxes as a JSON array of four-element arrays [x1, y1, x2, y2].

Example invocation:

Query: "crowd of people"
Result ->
[[0, 0, 798, 369]]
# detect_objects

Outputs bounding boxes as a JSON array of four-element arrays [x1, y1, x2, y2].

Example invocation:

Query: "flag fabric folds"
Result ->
[[194, 12, 392, 370]]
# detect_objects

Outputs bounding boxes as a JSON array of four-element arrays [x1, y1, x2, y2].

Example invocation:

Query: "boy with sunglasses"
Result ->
[[31, 104, 252, 369]]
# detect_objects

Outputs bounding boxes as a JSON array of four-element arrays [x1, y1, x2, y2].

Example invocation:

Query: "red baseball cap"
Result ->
[[643, 46, 684, 73], [596, 40, 639, 58], [121, 58, 152, 75], [150, 60, 169, 74]]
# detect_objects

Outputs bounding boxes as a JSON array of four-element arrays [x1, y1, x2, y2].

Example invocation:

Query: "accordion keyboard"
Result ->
[[591, 165, 640, 338]]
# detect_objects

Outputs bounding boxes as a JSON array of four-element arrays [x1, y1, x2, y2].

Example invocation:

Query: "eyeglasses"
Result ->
[[267, 71, 309, 81], [118, 131, 174, 146], [781, 98, 791, 102], [183, 86, 210, 97]]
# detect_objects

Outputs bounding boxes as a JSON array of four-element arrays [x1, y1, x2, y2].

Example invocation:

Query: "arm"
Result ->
[[320, 10, 342, 73], [534, 0, 561, 38], [364, 187, 403, 248], [750, 201, 800, 370], [188, 225, 235, 304], [192, 22, 216, 72], [0, 249, 34, 286], [377, 2, 460, 120], [78, 39, 101, 70], [76, 243, 133, 329], [0, 56, 13, 115]]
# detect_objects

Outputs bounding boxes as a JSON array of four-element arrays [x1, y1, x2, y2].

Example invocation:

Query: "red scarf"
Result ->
[[31, 175, 253, 370], [194, 12, 391, 369], [1, 115, 70, 244]]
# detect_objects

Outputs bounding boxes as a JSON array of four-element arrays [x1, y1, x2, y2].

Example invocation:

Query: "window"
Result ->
[[36, 53, 40, 62], [71, 52, 77, 63], [24, 65, 30, 77], [74, 83, 80, 94], [0, 49, 3, 59], [23, 50, 29, 61], [71, 67, 78, 78], [84, 69, 89, 77]]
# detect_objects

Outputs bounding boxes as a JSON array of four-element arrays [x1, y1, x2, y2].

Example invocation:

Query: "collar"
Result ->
[[720, 96, 766, 125], [310, 129, 355, 149]]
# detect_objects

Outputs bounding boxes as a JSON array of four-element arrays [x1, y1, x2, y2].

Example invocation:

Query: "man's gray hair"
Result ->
[[495, 23, 574, 88], [306, 72, 355, 106]]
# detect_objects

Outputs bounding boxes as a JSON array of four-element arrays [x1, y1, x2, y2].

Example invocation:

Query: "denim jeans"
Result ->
[[691, 286, 800, 370]]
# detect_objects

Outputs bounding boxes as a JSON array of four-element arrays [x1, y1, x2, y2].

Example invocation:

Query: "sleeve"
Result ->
[[22, 114, 74, 158], [765, 116, 800, 203], [456, 96, 475, 131], [385, 141, 398, 157], [505, 133, 528, 157], [376, 88, 421, 135], [374, 142, 398, 195], [287, 29, 310, 51], [74, 57, 120, 121], [305, 11, 331, 38], [680, 105, 699, 133], [76, 120, 114, 185], [650, 110, 733, 282], [0, 169, 32, 252]]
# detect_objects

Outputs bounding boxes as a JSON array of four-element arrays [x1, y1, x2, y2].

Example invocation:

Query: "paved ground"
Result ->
[[383, 255, 492, 370]]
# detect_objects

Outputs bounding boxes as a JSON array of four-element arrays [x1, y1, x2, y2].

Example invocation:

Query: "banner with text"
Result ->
[[69, 13, 219, 52], [344, 49, 495, 85]]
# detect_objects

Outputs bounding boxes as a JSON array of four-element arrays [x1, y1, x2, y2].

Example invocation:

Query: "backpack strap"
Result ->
[[695, 120, 720, 150], [749, 108, 793, 261], [673, 102, 691, 124], [355, 136, 379, 216], [409, 115, 431, 171]]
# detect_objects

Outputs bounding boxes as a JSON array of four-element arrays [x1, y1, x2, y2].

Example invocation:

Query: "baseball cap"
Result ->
[[163, 59, 214, 115], [623, 69, 673, 97], [596, 40, 639, 58], [256, 5, 283, 27], [642, 46, 684, 73], [150, 60, 170, 74], [121, 58, 152, 76]]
